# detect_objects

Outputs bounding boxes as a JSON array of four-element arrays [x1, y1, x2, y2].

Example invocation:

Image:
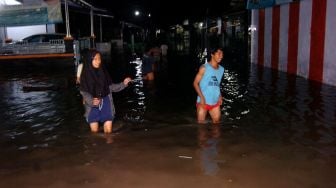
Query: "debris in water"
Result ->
[[178, 155, 192, 159]]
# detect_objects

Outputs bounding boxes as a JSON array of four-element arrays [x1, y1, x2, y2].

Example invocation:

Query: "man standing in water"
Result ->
[[193, 47, 224, 124]]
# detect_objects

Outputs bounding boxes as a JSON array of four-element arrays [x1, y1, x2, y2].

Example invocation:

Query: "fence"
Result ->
[[0, 39, 66, 55]]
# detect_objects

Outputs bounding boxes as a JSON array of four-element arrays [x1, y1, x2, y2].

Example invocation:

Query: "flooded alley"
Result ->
[[0, 54, 335, 188]]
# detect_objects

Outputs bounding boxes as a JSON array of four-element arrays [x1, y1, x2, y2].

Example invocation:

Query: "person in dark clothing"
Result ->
[[142, 45, 155, 81], [79, 49, 132, 134]]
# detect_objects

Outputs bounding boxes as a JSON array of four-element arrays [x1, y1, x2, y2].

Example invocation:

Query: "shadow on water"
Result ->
[[197, 125, 222, 176]]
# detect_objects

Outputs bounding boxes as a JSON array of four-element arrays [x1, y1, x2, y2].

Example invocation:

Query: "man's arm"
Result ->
[[193, 65, 206, 104]]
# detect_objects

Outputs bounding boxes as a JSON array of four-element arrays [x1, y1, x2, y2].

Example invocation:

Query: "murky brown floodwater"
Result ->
[[0, 57, 335, 188]]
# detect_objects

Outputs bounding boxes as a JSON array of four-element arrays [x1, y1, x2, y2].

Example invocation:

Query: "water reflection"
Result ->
[[198, 125, 221, 176], [0, 58, 335, 161], [223, 63, 336, 156], [0, 66, 86, 153], [123, 58, 146, 124]]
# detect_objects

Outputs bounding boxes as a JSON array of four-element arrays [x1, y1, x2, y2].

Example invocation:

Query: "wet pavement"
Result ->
[[0, 56, 335, 188]]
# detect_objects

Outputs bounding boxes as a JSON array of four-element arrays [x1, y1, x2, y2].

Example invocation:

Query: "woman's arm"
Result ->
[[109, 83, 126, 92], [109, 77, 132, 92], [80, 90, 95, 107]]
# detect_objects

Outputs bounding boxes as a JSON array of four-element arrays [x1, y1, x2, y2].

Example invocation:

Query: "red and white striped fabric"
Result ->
[[251, 0, 336, 86]]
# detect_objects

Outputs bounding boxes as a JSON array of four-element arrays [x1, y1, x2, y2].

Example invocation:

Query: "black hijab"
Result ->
[[79, 49, 112, 98]]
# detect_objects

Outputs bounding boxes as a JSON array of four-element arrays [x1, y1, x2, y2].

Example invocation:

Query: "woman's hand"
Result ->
[[123, 77, 132, 86], [92, 98, 101, 106]]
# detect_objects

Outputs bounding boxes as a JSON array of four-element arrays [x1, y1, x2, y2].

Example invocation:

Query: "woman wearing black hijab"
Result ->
[[80, 49, 132, 134]]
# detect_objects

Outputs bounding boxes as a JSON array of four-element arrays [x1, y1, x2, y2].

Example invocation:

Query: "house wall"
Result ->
[[250, 0, 336, 87]]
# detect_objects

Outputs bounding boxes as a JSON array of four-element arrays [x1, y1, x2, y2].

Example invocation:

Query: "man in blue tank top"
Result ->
[[193, 47, 224, 124]]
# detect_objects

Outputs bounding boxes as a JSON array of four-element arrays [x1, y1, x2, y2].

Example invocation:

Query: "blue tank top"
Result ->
[[197, 63, 224, 105]]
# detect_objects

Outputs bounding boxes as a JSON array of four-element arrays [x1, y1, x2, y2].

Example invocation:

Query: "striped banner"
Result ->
[[250, 0, 336, 86]]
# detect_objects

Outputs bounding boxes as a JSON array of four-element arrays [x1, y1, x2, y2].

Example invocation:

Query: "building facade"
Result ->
[[250, 0, 336, 87]]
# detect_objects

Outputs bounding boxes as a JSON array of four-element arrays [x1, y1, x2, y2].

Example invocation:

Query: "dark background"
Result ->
[[86, 0, 244, 28]]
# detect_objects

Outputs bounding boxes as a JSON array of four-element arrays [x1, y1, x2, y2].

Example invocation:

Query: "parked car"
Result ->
[[19, 33, 66, 43], [0, 33, 66, 55]]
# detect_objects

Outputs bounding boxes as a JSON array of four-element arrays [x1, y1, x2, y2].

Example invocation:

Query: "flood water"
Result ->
[[0, 56, 335, 188]]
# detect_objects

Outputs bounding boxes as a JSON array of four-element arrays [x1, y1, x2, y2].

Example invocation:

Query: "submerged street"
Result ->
[[0, 54, 335, 187]]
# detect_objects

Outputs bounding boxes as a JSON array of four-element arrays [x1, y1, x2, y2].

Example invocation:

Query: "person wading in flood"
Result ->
[[193, 47, 224, 124], [79, 49, 132, 137]]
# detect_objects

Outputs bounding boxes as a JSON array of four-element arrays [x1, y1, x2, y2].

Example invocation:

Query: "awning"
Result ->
[[0, 0, 113, 27], [0, 0, 62, 26], [247, 0, 298, 9]]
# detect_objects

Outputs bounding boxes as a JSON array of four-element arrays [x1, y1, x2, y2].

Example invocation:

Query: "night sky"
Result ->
[[86, 0, 243, 28]]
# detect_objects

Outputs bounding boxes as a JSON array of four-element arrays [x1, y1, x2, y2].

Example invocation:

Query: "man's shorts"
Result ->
[[196, 100, 221, 111]]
